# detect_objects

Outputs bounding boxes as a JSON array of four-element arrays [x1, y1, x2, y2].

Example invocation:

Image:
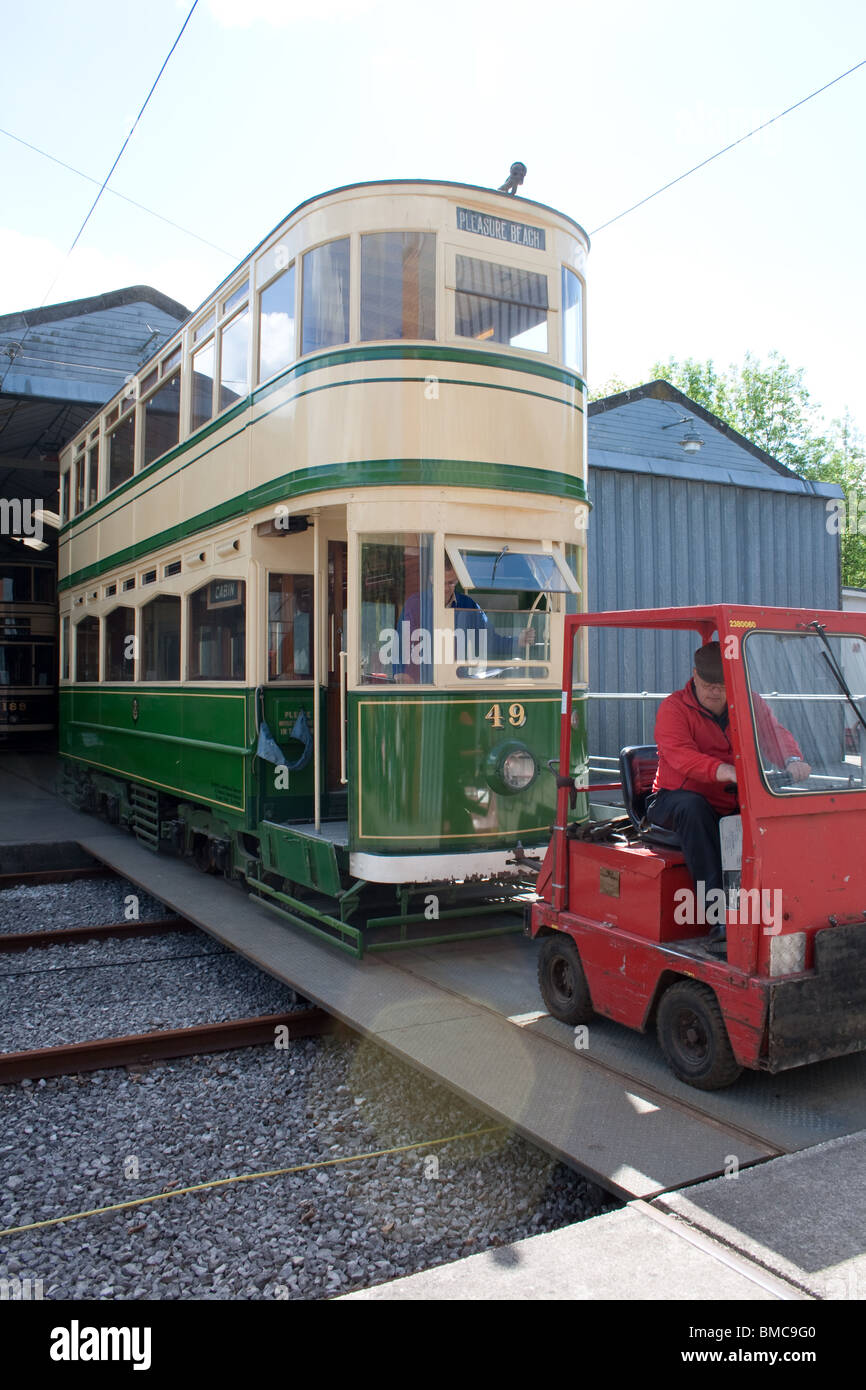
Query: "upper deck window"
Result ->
[[455, 255, 548, 352], [86, 436, 99, 507], [562, 267, 583, 374], [258, 264, 296, 383], [107, 415, 135, 493], [191, 338, 216, 432], [143, 372, 181, 468], [361, 232, 435, 341], [302, 239, 350, 354], [73, 448, 86, 516], [219, 309, 250, 409]]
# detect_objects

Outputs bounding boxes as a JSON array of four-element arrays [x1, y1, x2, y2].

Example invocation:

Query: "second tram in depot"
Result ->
[[1, 540, 57, 748], [57, 178, 590, 954]]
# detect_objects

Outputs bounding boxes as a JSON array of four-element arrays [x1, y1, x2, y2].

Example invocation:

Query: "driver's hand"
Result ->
[[716, 763, 737, 783], [789, 760, 811, 781], [518, 627, 533, 648]]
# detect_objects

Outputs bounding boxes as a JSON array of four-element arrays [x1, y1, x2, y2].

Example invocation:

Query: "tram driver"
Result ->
[[646, 640, 810, 942], [395, 559, 532, 683]]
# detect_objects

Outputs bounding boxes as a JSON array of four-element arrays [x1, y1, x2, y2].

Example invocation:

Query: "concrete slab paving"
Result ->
[[342, 1203, 790, 1301], [659, 1131, 866, 1301]]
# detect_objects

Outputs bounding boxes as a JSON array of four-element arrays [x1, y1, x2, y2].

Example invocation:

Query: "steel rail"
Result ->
[[0, 866, 108, 888], [0, 1008, 336, 1084], [0, 915, 193, 954]]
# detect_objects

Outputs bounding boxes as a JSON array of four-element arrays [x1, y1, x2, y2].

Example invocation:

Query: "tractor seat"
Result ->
[[619, 745, 682, 850]]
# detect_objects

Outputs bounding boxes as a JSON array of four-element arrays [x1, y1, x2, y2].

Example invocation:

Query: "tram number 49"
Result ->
[[485, 703, 526, 729]]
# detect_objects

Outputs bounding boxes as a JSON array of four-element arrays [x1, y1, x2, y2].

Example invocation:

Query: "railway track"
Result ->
[[0, 864, 338, 1083]]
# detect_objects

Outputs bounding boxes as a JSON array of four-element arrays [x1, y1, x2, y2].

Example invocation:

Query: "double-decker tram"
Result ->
[[0, 541, 57, 747], [57, 178, 590, 954]]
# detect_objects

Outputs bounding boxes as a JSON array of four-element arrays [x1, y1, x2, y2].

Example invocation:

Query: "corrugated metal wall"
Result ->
[[585, 468, 842, 760]]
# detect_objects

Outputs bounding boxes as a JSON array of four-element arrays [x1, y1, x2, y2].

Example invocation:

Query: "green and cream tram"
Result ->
[[58, 178, 590, 953]]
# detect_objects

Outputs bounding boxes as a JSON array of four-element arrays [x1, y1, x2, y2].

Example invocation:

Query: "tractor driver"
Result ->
[[646, 641, 810, 942]]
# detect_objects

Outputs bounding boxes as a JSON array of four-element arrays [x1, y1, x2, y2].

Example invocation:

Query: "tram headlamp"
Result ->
[[503, 749, 536, 789], [486, 741, 538, 795]]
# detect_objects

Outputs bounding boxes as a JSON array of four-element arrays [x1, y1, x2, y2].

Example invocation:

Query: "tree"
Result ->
[[649, 350, 830, 476], [647, 353, 866, 590]]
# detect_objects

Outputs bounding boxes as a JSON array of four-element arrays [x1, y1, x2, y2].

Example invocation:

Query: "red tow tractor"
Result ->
[[531, 604, 866, 1089]]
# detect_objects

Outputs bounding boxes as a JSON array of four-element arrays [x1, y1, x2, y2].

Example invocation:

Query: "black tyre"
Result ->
[[537, 933, 593, 1026], [656, 980, 742, 1090]]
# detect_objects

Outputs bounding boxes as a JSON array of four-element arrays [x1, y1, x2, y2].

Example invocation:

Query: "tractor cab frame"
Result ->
[[531, 604, 866, 1089]]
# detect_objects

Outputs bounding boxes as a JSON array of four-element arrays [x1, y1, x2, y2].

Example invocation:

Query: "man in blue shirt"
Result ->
[[396, 560, 531, 682]]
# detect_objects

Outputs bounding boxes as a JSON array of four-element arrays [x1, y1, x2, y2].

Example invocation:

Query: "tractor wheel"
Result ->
[[656, 980, 742, 1090], [537, 933, 593, 1026]]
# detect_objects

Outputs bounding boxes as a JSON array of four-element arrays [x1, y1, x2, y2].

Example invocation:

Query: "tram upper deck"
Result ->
[[58, 180, 590, 596]]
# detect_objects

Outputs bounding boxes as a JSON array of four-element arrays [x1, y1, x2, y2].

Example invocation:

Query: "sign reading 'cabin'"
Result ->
[[456, 207, 546, 250]]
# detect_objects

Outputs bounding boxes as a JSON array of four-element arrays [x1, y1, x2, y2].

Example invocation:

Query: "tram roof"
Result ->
[[192, 178, 591, 322]]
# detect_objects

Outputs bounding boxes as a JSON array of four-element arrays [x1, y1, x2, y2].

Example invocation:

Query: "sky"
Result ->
[[1, 0, 864, 433]]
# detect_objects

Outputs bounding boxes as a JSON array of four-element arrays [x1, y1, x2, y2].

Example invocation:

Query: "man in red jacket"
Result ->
[[646, 641, 810, 940]]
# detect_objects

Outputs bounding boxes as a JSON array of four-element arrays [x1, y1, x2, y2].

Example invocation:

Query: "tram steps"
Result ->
[[130, 785, 160, 851]]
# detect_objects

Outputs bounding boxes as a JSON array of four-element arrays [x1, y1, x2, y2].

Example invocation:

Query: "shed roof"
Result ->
[[0, 286, 189, 468], [588, 380, 841, 499]]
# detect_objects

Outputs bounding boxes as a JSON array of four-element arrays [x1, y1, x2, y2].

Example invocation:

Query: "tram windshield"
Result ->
[[358, 536, 578, 685], [743, 629, 866, 793]]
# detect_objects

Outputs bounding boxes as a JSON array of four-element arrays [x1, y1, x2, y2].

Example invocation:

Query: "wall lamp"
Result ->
[[661, 415, 704, 454]]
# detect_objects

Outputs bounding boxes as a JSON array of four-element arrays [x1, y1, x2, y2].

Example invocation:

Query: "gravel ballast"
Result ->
[[0, 874, 170, 934], [0, 1037, 617, 1300]]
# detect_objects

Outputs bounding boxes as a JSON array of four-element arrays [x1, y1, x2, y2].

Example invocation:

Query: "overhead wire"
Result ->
[[591, 58, 866, 235], [0, 0, 201, 398], [0, 125, 239, 261]]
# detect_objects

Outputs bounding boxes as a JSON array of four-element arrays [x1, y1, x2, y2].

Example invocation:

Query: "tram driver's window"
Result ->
[[359, 534, 433, 684], [268, 574, 313, 680], [104, 606, 136, 681], [302, 239, 350, 354], [75, 616, 100, 682], [361, 232, 435, 341], [446, 546, 579, 682], [188, 580, 246, 681], [455, 255, 548, 352]]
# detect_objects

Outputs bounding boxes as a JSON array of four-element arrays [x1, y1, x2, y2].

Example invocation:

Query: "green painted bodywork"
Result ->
[[60, 683, 588, 852], [349, 689, 587, 855]]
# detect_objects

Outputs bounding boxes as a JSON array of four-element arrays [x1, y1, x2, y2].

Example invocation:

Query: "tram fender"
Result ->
[[261, 821, 345, 897]]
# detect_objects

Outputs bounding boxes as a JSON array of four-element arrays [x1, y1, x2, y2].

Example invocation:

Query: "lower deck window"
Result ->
[[104, 606, 136, 681], [75, 617, 99, 682], [268, 574, 312, 679], [360, 534, 433, 683], [188, 580, 246, 681], [142, 595, 180, 681]]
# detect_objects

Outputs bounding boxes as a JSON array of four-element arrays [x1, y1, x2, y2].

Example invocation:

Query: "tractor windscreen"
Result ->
[[743, 630, 866, 794]]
